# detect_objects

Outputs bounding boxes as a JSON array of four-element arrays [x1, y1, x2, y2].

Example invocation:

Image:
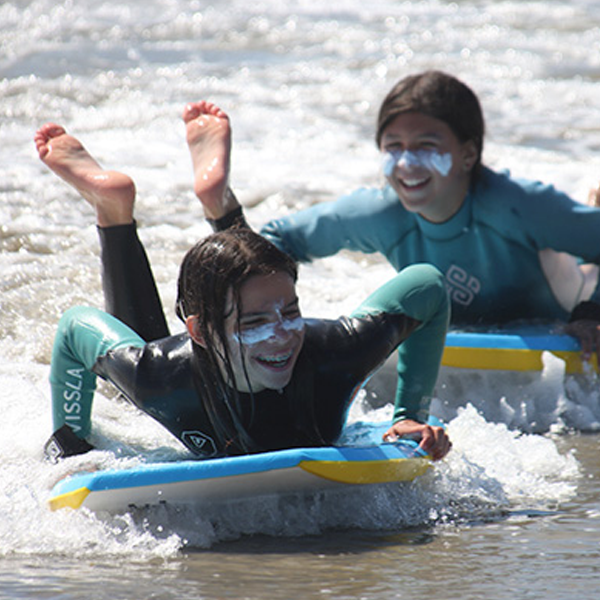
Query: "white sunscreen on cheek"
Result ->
[[382, 149, 453, 177], [428, 151, 452, 176], [233, 317, 305, 346]]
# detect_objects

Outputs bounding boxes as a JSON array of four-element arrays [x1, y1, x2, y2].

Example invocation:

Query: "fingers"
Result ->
[[382, 429, 398, 442], [431, 429, 452, 461], [418, 425, 452, 461], [565, 319, 600, 362], [382, 421, 452, 461]]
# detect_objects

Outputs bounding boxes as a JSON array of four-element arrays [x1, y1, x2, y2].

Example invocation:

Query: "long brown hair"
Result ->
[[176, 227, 299, 454]]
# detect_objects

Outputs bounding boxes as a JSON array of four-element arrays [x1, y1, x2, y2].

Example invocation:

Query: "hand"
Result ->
[[382, 419, 451, 461], [564, 319, 600, 362]]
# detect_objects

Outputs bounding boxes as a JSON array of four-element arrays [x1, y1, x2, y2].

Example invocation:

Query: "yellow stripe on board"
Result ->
[[48, 487, 91, 511], [442, 347, 598, 374], [299, 458, 431, 484]]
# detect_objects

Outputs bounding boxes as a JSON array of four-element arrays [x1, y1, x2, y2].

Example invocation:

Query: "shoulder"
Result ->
[[144, 332, 192, 356], [303, 313, 401, 346], [320, 185, 403, 218], [333, 185, 415, 234], [136, 333, 194, 382], [474, 166, 578, 216], [303, 317, 361, 354]]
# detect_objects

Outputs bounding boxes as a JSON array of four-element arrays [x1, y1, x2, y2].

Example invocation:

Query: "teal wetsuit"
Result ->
[[49, 224, 449, 457], [261, 167, 600, 324]]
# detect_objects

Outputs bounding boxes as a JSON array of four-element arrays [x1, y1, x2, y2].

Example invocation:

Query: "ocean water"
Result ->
[[1, 0, 600, 598]]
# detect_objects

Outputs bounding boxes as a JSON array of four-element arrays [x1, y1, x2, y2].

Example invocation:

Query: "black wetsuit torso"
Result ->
[[93, 312, 415, 457]]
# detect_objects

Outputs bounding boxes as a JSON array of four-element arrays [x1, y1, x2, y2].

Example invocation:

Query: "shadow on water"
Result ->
[[195, 526, 438, 556], [184, 505, 555, 556]]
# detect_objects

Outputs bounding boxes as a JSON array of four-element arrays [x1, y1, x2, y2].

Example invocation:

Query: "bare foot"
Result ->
[[34, 123, 135, 227], [182, 101, 239, 220]]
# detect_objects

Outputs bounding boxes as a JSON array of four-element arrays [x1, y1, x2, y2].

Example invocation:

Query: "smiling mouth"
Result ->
[[399, 175, 430, 189], [255, 351, 294, 370]]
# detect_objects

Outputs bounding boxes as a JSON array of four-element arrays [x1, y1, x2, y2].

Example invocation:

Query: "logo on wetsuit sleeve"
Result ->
[[181, 430, 218, 457], [445, 265, 481, 306], [62, 367, 85, 433], [44, 438, 63, 463]]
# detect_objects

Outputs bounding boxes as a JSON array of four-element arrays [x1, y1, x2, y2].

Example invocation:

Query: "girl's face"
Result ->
[[380, 112, 478, 223], [223, 271, 305, 393]]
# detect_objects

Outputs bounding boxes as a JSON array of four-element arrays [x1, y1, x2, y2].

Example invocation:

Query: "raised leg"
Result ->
[[35, 124, 169, 340]]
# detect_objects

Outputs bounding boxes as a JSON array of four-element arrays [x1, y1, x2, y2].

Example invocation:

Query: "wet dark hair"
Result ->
[[176, 227, 299, 454], [376, 70, 485, 179]]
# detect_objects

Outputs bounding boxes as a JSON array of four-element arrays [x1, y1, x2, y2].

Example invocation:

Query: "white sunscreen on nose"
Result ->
[[233, 317, 305, 346], [382, 149, 452, 177]]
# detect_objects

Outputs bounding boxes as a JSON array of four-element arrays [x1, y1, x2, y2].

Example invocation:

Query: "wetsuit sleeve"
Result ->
[[351, 263, 450, 423], [205, 204, 250, 231], [487, 173, 600, 304], [260, 188, 396, 262], [520, 181, 600, 266], [98, 223, 170, 341], [569, 300, 600, 322], [531, 187, 600, 304], [49, 306, 145, 439]]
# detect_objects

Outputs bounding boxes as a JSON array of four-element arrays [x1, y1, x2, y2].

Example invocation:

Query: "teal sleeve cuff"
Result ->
[[49, 306, 145, 438]]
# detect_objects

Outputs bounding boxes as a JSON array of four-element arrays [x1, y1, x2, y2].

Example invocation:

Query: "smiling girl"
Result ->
[[36, 103, 451, 461], [259, 71, 600, 357]]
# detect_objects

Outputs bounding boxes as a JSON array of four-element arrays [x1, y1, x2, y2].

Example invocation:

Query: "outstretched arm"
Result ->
[[48, 306, 145, 450], [564, 186, 600, 361], [351, 263, 451, 460]]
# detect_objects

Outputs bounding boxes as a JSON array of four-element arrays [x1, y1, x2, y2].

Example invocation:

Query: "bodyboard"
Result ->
[[48, 440, 430, 512], [442, 325, 597, 373]]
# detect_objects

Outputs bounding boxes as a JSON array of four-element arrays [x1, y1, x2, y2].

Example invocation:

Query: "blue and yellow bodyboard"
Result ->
[[442, 326, 597, 373], [48, 439, 430, 512]]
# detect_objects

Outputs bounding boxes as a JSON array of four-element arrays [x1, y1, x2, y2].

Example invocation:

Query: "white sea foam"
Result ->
[[1, 0, 599, 558], [0, 362, 582, 557]]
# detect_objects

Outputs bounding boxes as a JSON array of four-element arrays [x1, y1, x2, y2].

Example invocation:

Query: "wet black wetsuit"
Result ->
[[48, 223, 449, 458]]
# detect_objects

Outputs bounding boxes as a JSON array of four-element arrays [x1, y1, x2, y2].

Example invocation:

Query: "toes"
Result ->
[[183, 101, 228, 123], [34, 123, 67, 154], [40, 123, 66, 139], [182, 103, 202, 122]]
